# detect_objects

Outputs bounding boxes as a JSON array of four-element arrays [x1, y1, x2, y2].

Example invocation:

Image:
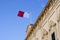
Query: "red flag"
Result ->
[[18, 11, 24, 17]]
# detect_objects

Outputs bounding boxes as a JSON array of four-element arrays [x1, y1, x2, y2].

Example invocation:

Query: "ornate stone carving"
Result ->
[[49, 20, 56, 28], [42, 28, 48, 40], [42, 29, 48, 36], [49, 20, 56, 32]]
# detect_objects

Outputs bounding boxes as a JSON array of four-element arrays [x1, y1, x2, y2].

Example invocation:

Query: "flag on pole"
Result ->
[[17, 11, 30, 18], [17, 10, 32, 23]]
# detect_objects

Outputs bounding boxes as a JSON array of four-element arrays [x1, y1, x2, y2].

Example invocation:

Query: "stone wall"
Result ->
[[25, 0, 60, 40]]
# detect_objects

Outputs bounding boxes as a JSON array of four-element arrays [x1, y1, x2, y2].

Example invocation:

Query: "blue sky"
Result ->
[[0, 0, 48, 40]]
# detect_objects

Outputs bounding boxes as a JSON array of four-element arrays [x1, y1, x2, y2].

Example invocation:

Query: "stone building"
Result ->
[[25, 0, 60, 40]]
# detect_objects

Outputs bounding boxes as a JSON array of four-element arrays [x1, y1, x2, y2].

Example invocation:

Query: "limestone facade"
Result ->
[[25, 0, 60, 40]]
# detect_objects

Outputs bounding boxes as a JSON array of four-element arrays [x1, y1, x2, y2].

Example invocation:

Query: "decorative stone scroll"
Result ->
[[49, 20, 56, 32], [42, 28, 48, 40], [49, 20, 56, 28], [42, 28, 48, 36]]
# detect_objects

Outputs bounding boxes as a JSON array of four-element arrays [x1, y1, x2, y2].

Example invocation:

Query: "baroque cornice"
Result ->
[[34, 0, 56, 28]]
